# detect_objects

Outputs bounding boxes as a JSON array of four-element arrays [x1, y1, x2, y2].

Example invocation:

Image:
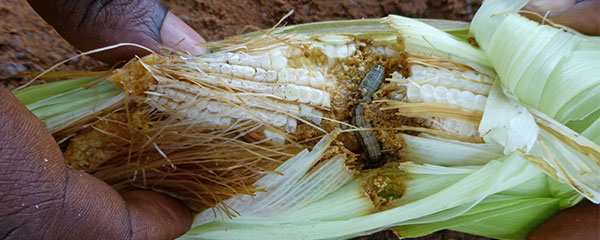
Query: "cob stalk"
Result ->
[[12, 0, 599, 239]]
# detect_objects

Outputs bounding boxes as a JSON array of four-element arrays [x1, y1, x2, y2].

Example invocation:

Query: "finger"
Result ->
[[523, 0, 600, 36], [0, 86, 127, 239], [27, 0, 207, 64], [549, 0, 600, 36], [161, 11, 209, 56], [0, 86, 68, 239], [123, 190, 193, 240], [525, 0, 577, 16], [53, 170, 192, 239], [528, 200, 600, 240], [0, 87, 192, 239]]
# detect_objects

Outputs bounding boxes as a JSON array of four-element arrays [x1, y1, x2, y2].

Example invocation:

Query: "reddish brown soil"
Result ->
[[0, 0, 481, 85], [0, 0, 488, 239], [164, 0, 480, 41]]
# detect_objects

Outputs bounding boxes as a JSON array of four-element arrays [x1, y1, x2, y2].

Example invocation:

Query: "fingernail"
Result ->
[[160, 11, 209, 55]]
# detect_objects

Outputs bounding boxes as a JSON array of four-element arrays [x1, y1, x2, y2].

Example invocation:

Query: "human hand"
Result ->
[[0, 87, 192, 239], [529, 200, 599, 240], [524, 0, 599, 35], [1, 0, 206, 239], [26, 0, 209, 64]]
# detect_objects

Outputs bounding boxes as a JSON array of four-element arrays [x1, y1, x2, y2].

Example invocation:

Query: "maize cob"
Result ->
[[42, 16, 497, 214], [14, 1, 600, 238], [386, 63, 492, 138]]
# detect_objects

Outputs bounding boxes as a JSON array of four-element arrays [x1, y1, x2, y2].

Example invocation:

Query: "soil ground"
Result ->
[[0, 0, 490, 239]]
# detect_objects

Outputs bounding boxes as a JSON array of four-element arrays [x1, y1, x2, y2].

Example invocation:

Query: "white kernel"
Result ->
[[406, 83, 422, 103], [284, 85, 298, 101], [286, 47, 303, 58], [392, 71, 403, 79], [265, 70, 278, 82], [347, 43, 356, 56], [422, 84, 435, 103], [475, 95, 487, 111], [472, 73, 482, 82], [236, 53, 251, 66], [272, 114, 287, 127], [458, 91, 476, 109], [297, 86, 312, 103], [456, 122, 472, 136], [258, 54, 271, 69], [308, 77, 319, 88], [311, 109, 323, 125], [324, 45, 336, 57], [411, 64, 425, 75], [478, 84, 491, 95], [232, 65, 255, 79], [278, 68, 295, 83], [451, 77, 466, 89], [207, 102, 220, 113], [461, 71, 477, 81], [286, 118, 297, 132], [309, 89, 323, 106], [434, 86, 449, 102], [313, 71, 326, 88], [264, 130, 285, 144], [480, 75, 492, 83], [438, 70, 453, 82], [444, 119, 456, 131], [220, 64, 232, 75], [390, 90, 405, 101], [424, 67, 437, 80], [300, 104, 313, 119], [322, 93, 331, 108], [208, 63, 221, 72], [228, 53, 241, 65], [255, 68, 267, 81], [219, 117, 233, 126], [448, 88, 461, 105], [463, 81, 479, 93], [410, 69, 425, 80], [297, 69, 310, 85], [335, 44, 348, 57], [384, 46, 398, 57], [269, 49, 287, 70]]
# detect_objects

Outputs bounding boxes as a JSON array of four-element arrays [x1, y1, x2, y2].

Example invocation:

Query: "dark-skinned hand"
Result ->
[[1, 0, 207, 239], [0, 0, 598, 239]]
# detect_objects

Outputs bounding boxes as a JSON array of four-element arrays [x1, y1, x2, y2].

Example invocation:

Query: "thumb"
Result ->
[[27, 0, 208, 64], [123, 190, 194, 240], [0, 87, 192, 239]]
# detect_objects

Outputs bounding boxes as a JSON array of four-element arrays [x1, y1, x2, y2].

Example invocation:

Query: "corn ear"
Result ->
[[11, 2, 599, 239]]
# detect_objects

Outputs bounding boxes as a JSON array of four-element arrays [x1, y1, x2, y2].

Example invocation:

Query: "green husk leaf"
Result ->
[[15, 76, 103, 105], [471, 0, 600, 140], [471, 0, 600, 203], [395, 197, 559, 239], [13, 77, 124, 133], [479, 82, 539, 154], [386, 15, 493, 74], [393, 173, 581, 239], [181, 152, 552, 240], [400, 133, 504, 166]]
